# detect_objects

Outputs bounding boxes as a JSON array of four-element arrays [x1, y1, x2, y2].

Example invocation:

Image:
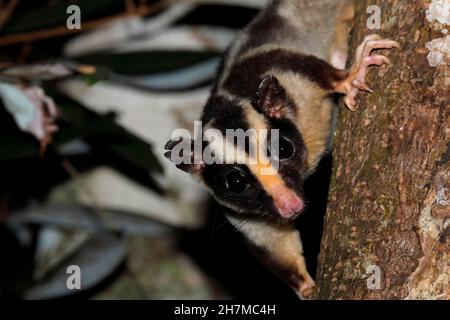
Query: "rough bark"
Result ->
[[315, 0, 450, 300]]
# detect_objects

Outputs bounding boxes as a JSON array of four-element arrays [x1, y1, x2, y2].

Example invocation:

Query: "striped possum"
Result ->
[[165, 0, 397, 299]]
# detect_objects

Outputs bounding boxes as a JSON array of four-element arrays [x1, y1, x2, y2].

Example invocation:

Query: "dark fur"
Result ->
[[223, 49, 344, 97]]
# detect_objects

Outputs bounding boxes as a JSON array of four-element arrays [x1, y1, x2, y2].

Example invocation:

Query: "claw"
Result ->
[[344, 96, 357, 111], [352, 80, 373, 93], [380, 55, 391, 64], [164, 137, 183, 151]]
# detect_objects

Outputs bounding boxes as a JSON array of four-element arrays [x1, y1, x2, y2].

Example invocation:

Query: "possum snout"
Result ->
[[273, 187, 304, 219]]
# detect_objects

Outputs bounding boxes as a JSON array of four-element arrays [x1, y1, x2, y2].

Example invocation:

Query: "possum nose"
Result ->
[[274, 190, 304, 219]]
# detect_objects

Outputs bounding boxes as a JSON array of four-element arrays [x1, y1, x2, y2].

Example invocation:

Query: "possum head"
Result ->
[[165, 76, 310, 220]]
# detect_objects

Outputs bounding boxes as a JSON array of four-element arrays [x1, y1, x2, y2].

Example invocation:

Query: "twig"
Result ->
[[0, 61, 12, 69], [191, 27, 216, 49], [0, 0, 20, 30], [0, 0, 179, 47]]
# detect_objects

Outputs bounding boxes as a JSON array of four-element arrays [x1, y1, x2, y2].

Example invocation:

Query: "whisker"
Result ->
[[211, 217, 229, 234]]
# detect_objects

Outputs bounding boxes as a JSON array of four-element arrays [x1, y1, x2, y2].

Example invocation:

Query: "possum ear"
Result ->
[[164, 137, 205, 174], [252, 75, 290, 119]]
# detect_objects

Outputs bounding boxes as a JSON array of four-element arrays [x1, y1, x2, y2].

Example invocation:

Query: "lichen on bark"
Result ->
[[315, 0, 450, 300]]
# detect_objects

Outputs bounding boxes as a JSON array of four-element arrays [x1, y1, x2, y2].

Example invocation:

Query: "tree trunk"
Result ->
[[315, 0, 450, 300]]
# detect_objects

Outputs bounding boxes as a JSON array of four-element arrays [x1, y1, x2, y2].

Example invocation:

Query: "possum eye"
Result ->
[[269, 136, 295, 160], [280, 137, 295, 159], [225, 168, 249, 194], [279, 137, 295, 159]]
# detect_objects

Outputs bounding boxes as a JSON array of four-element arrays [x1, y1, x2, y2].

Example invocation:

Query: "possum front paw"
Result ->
[[335, 34, 399, 111], [164, 136, 205, 174]]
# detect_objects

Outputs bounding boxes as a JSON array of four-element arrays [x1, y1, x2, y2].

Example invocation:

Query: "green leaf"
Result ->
[[45, 86, 165, 195], [77, 51, 220, 75], [48, 86, 164, 174], [0, 129, 39, 162]]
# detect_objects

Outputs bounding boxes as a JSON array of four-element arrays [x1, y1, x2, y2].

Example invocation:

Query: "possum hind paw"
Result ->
[[299, 277, 316, 300], [336, 34, 399, 111]]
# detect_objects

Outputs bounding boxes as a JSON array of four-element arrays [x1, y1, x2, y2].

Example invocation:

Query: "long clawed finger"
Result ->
[[352, 80, 373, 93]]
